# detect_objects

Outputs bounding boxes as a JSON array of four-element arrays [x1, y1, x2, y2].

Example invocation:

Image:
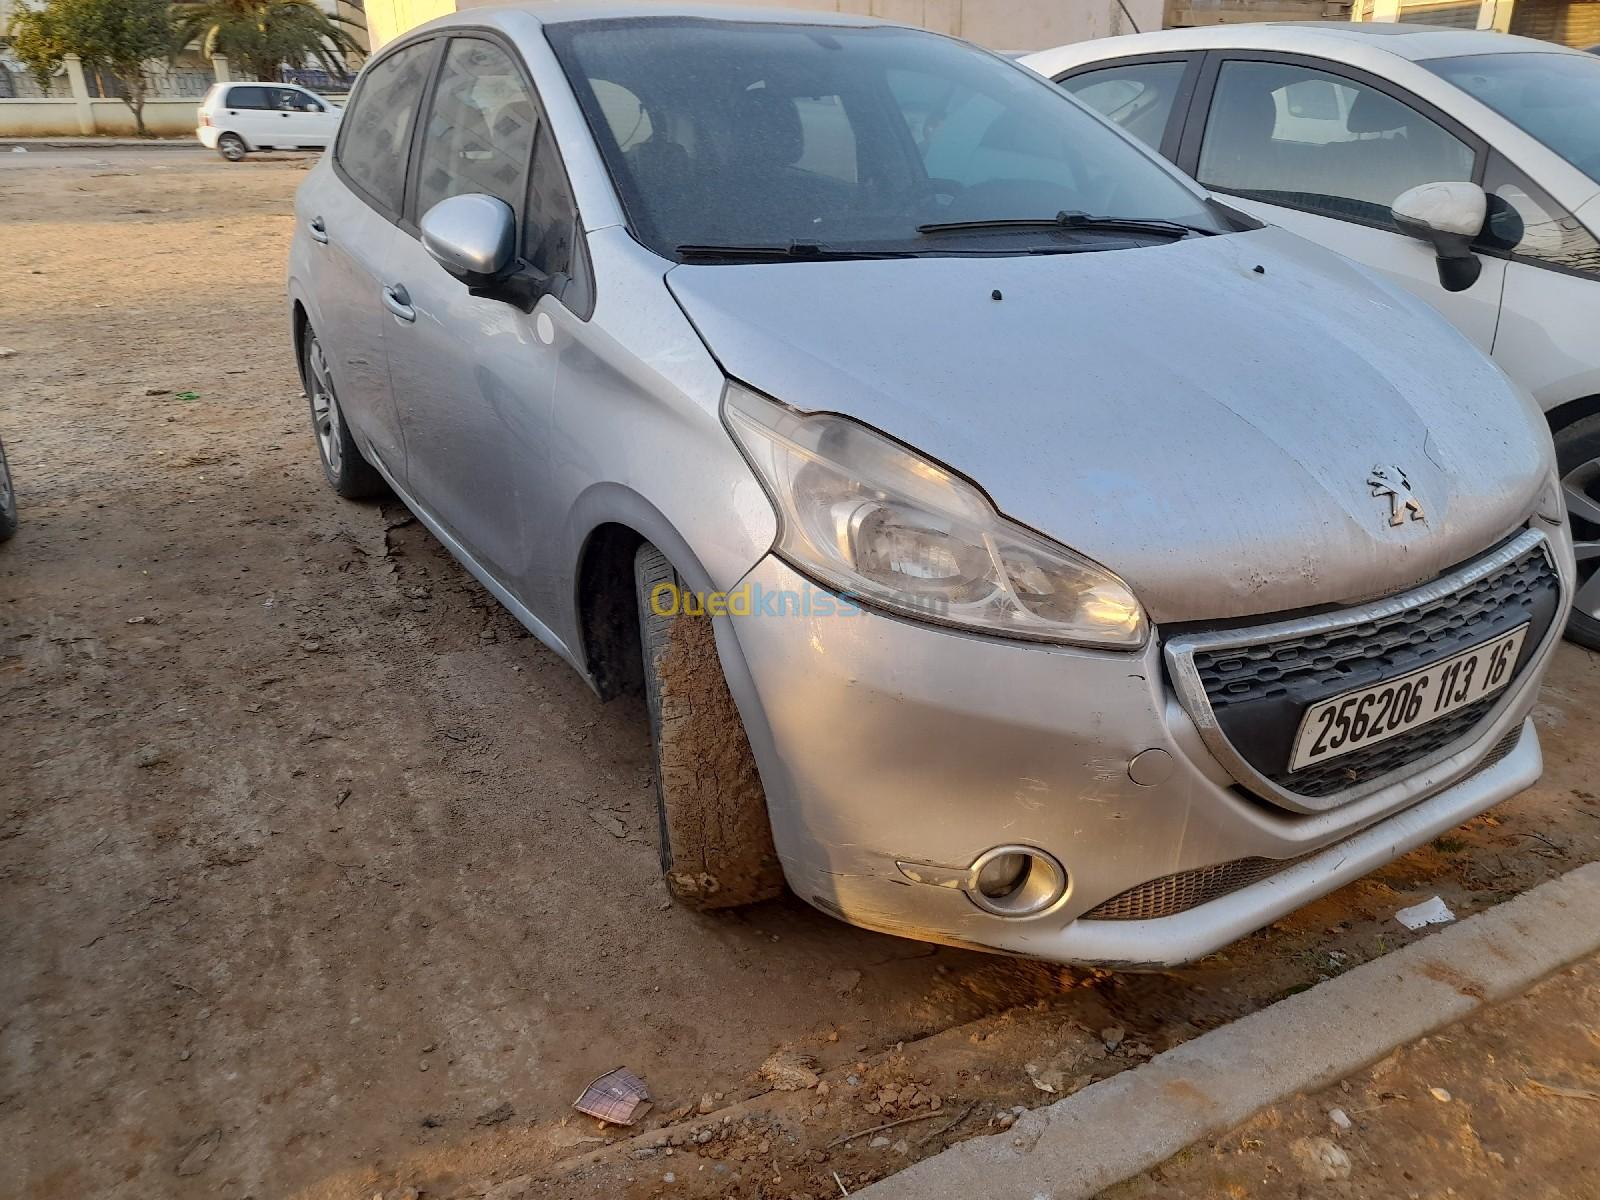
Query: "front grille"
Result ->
[[1172, 535, 1560, 809], [1193, 550, 1555, 714], [1084, 728, 1526, 923], [1083, 857, 1291, 921]]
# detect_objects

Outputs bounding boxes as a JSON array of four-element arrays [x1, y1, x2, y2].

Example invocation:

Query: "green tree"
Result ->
[[173, 0, 363, 84], [9, 0, 175, 135]]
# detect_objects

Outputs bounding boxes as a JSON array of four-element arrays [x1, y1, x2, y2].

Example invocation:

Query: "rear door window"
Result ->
[[335, 39, 437, 217]]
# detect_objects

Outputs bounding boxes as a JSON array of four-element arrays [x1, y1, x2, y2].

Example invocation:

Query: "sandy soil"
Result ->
[[1107, 954, 1600, 1200], [2, 153, 1599, 1200]]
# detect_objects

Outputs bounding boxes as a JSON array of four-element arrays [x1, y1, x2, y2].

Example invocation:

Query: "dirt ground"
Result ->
[[3, 151, 1600, 1200], [1108, 953, 1600, 1200]]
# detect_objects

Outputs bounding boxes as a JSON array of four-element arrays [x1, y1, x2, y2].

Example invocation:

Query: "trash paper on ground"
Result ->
[[1395, 896, 1456, 930], [573, 1067, 652, 1126]]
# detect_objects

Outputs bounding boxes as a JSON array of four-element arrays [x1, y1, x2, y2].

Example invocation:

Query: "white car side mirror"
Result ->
[[1391, 181, 1488, 294]]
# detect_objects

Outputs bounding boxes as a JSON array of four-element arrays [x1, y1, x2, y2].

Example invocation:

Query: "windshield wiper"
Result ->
[[917, 211, 1216, 239], [675, 242, 918, 262]]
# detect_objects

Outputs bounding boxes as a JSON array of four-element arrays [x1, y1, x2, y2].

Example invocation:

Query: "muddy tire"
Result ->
[[1555, 412, 1600, 651], [217, 133, 247, 162], [634, 543, 784, 910]]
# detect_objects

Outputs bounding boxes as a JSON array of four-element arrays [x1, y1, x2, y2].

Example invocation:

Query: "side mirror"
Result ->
[[419, 193, 560, 311], [1391, 181, 1488, 294], [421, 193, 518, 286]]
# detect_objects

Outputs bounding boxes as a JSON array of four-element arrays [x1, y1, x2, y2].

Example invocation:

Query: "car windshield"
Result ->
[[1425, 51, 1600, 185], [544, 17, 1227, 259]]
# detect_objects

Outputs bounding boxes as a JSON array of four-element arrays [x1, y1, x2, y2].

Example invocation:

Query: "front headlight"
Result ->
[[723, 383, 1148, 648]]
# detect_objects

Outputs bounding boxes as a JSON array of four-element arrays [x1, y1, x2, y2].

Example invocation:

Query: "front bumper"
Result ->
[[718, 534, 1569, 968]]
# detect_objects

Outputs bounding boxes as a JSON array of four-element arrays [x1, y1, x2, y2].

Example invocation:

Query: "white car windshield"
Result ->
[[544, 16, 1228, 260], [1426, 52, 1600, 184]]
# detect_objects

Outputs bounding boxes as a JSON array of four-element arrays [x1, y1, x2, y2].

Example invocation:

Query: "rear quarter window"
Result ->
[[225, 86, 271, 110]]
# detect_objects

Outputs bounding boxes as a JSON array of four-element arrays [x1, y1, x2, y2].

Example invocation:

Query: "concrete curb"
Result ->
[[860, 861, 1600, 1200]]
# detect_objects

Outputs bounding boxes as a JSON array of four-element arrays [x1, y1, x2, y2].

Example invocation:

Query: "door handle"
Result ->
[[382, 284, 416, 323], [308, 216, 329, 244]]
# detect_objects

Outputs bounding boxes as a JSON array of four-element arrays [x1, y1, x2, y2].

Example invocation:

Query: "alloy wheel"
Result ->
[[307, 336, 343, 477], [1565, 455, 1600, 619]]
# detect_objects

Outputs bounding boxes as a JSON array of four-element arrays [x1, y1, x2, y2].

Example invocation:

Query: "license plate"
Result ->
[[1289, 625, 1528, 772]]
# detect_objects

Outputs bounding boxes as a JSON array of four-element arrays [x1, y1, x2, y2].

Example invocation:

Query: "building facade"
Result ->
[[364, 0, 1360, 50], [1168, 0, 1352, 25], [365, 0, 1168, 51], [1353, 0, 1600, 47]]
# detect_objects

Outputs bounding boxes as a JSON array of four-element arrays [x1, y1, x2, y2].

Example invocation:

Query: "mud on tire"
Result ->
[[634, 543, 784, 910]]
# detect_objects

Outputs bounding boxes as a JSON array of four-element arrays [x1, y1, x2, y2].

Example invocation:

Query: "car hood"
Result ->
[[666, 227, 1552, 625]]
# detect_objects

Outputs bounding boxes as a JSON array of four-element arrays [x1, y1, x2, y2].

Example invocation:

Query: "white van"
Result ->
[[197, 82, 342, 161]]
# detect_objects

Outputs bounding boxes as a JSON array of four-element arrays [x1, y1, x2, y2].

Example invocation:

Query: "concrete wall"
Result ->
[[86, 97, 203, 136], [366, 0, 458, 48], [0, 99, 82, 137], [0, 96, 202, 137], [372, 0, 1166, 50]]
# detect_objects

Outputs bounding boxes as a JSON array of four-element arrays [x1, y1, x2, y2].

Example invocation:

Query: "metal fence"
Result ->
[[281, 66, 358, 94], [0, 55, 68, 98], [83, 67, 216, 100], [0, 55, 352, 103]]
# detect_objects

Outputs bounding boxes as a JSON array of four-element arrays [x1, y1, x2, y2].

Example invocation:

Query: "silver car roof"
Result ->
[[1035, 21, 1593, 63]]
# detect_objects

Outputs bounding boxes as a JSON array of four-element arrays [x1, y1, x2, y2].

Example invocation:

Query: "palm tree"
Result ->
[[173, 0, 362, 83]]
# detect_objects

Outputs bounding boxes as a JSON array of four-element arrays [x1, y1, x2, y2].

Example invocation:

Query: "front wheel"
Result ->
[[1555, 412, 1600, 650], [217, 133, 247, 162], [634, 543, 784, 910]]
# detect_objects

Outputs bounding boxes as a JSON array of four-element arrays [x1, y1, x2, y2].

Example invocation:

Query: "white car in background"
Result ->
[[1025, 25, 1600, 647], [197, 82, 342, 161]]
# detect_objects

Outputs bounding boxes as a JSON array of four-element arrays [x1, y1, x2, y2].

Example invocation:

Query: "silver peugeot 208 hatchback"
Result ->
[[287, 3, 1575, 967]]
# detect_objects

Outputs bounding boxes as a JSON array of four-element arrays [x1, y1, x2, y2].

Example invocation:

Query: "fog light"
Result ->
[[976, 852, 1030, 899], [966, 846, 1068, 917]]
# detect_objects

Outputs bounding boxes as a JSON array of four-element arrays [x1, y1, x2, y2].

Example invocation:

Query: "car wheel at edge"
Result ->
[[1556, 412, 1600, 650], [217, 133, 247, 162], [0, 439, 17, 543], [303, 328, 387, 500], [634, 542, 785, 910]]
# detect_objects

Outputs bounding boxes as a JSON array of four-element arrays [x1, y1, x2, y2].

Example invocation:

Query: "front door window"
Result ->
[[1197, 60, 1475, 225]]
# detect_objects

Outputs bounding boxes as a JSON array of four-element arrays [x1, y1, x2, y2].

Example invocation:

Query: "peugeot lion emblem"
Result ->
[[1368, 465, 1426, 527]]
